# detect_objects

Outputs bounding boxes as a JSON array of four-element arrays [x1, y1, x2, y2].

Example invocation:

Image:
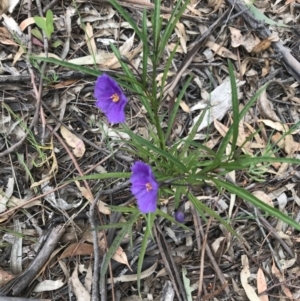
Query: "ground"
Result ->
[[0, 0, 300, 300]]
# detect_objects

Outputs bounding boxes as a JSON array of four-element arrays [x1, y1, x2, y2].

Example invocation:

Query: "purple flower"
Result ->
[[94, 74, 128, 123], [130, 161, 159, 214], [174, 210, 184, 223]]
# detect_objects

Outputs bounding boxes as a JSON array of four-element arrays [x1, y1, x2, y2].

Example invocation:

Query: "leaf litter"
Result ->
[[0, 0, 300, 300]]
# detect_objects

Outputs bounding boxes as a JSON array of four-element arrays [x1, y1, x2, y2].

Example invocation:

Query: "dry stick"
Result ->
[[89, 192, 102, 301], [35, 0, 48, 143], [197, 217, 230, 297], [163, 9, 229, 98], [225, 0, 300, 82], [1, 297, 51, 301], [197, 217, 212, 298], [155, 222, 187, 301], [42, 0, 60, 13], [0, 225, 66, 296]]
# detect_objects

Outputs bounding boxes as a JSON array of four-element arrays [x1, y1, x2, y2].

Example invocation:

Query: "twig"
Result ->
[[197, 217, 212, 298], [197, 217, 230, 297], [0, 225, 65, 296], [89, 192, 102, 301]]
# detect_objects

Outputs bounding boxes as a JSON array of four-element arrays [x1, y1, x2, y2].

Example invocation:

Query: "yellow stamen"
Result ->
[[111, 93, 120, 103], [145, 182, 153, 191]]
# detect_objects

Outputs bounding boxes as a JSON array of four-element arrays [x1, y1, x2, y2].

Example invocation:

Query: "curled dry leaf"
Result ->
[[175, 22, 187, 53], [257, 268, 269, 301], [205, 40, 237, 60], [258, 90, 281, 122], [33, 279, 64, 293], [108, 262, 157, 284], [252, 191, 274, 208], [69, 263, 90, 301], [272, 260, 293, 300], [60, 126, 86, 158], [229, 27, 260, 52], [240, 255, 261, 301], [60, 243, 94, 259], [0, 268, 15, 286], [85, 22, 97, 57], [251, 39, 272, 54], [112, 246, 132, 271], [0, 0, 9, 15]]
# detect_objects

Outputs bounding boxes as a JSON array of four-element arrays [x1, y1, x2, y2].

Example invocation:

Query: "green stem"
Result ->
[[150, 61, 166, 151]]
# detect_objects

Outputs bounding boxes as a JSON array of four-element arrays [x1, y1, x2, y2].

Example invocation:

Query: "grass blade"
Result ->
[[212, 178, 300, 231]]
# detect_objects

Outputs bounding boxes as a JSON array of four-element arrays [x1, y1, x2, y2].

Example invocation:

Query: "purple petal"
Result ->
[[94, 74, 128, 123], [175, 210, 185, 223], [130, 161, 159, 214]]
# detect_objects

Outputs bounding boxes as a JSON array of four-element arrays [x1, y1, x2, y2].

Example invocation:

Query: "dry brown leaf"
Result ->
[[186, 4, 202, 16], [207, 0, 224, 15], [104, 33, 135, 68], [252, 191, 274, 207], [258, 119, 286, 132], [175, 22, 187, 53], [51, 79, 78, 89], [257, 268, 269, 301], [19, 17, 35, 31], [180, 100, 190, 113], [69, 263, 90, 301], [0, 268, 15, 286], [258, 90, 281, 122], [68, 52, 114, 65], [12, 46, 24, 66], [108, 262, 157, 284], [271, 132, 298, 154], [205, 40, 237, 60], [74, 181, 93, 202], [112, 246, 132, 271], [229, 27, 260, 52], [240, 255, 261, 301], [251, 39, 272, 54], [60, 243, 94, 259], [271, 260, 293, 300], [60, 126, 85, 158], [85, 22, 97, 57], [214, 120, 253, 154], [0, 0, 9, 15]]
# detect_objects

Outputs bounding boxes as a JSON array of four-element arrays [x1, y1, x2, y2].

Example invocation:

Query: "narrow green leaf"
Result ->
[[100, 211, 140, 287], [107, 0, 145, 43], [142, 9, 149, 86], [30, 56, 101, 76], [71, 172, 131, 183], [153, 0, 161, 51], [158, 0, 190, 58], [137, 213, 155, 293], [123, 129, 188, 172], [213, 178, 300, 231], [165, 75, 193, 143], [221, 156, 300, 170], [217, 82, 268, 159], [188, 192, 240, 238], [227, 60, 239, 159]]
